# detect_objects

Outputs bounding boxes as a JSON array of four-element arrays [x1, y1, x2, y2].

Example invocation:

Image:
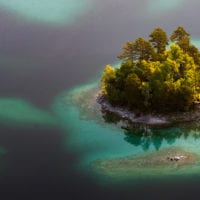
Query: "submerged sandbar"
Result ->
[[92, 147, 199, 179]]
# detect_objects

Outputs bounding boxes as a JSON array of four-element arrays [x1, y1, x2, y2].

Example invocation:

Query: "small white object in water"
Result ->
[[167, 155, 186, 161]]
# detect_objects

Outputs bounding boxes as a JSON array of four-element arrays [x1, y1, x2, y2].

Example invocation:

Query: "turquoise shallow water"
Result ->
[[52, 40, 200, 182], [53, 78, 200, 182], [53, 82, 143, 165]]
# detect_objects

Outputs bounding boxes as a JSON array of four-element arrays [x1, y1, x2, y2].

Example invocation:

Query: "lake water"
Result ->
[[1, 0, 200, 199]]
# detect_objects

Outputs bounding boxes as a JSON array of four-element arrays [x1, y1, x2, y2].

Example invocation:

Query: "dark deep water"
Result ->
[[1, 0, 200, 199]]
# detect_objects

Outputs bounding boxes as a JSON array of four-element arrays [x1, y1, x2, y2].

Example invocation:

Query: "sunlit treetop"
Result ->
[[149, 27, 168, 54], [101, 26, 200, 113]]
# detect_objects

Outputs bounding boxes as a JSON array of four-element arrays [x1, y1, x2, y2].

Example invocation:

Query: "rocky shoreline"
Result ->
[[97, 95, 167, 125], [97, 94, 200, 127], [69, 84, 200, 127]]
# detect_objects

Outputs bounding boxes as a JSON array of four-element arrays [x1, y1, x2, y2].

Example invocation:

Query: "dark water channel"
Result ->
[[0, 1, 200, 199]]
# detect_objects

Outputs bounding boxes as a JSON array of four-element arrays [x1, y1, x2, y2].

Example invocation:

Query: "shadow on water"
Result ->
[[102, 109, 200, 151], [123, 126, 182, 151]]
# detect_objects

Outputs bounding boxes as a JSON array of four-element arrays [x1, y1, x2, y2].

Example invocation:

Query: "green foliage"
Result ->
[[118, 38, 154, 63], [133, 38, 154, 61], [101, 65, 116, 95], [117, 42, 135, 64], [170, 26, 190, 50], [149, 27, 168, 60], [101, 27, 200, 113], [170, 26, 200, 65]]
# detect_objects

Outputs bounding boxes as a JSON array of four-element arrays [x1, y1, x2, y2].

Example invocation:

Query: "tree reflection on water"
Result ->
[[102, 109, 200, 151], [124, 124, 200, 151]]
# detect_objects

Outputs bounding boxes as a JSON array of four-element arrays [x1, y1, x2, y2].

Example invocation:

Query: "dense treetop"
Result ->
[[101, 27, 200, 113]]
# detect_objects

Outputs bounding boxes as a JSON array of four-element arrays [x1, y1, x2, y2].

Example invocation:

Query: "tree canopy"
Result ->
[[101, 27, 200, 113], [149, 27, 168, 54], [170, 26, 190, 51]]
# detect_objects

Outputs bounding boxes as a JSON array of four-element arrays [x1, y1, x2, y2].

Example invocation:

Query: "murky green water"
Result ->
[[0, 98, 57, 127]]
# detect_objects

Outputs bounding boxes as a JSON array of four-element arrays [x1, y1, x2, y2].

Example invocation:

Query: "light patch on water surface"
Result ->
[[0, 0, 93, 25], [147, 0, 184, 14], [0, 98, 57, 127]]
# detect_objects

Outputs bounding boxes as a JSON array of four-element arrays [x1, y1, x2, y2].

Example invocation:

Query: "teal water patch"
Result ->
[[52, 77, 200, 183], [147, 0, 184, 14], [0, 146, 7, 155], [191, 38, 200, 49], [53, 80, 200, 166], [0, 0, 93, 25], [53, 58, 200, 182], [53, 82, 144, 164], [0, 98, 57, 127]]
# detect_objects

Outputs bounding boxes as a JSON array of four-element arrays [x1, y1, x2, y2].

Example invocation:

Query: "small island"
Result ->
[[100, 27, 200, 119], [61, 27, 200, 182]]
